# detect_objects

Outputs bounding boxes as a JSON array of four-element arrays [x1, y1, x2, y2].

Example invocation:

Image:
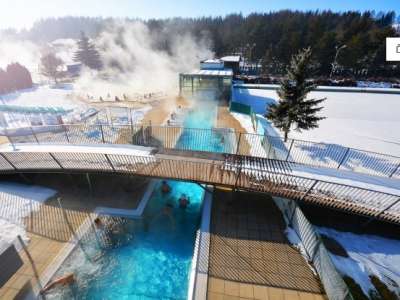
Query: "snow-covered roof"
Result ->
[[220, 56, 241, 63], [201, 59, 222, 64], [182, 69, 233, 77]]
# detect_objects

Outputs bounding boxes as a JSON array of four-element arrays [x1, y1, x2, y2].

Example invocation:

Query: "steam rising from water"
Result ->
[[0, 20, 213, 97], [0, 35, 41, 78], [75, 21, 213, 97]]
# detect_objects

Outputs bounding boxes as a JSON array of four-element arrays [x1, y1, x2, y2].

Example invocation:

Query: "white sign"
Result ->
[[386, 37, 400, 61]]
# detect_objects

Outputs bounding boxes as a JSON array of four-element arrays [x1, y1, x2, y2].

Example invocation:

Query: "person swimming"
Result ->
[[161, 180, 171, 194], [94, 217, 103, 229], [40, 273, 75, 294], [179, 194, 190, 209], [150, 200, 175, 229]]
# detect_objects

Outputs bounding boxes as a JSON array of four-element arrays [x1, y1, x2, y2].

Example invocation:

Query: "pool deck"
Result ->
[[207, 189, 326, 300], [216, 104, 252, 156]]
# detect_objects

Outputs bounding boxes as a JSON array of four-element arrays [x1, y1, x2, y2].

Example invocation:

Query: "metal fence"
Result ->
[[3, 123, 400, 179], [274, 197, 353, 300]]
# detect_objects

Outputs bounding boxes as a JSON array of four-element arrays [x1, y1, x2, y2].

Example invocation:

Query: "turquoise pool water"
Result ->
[[47, 181, 204, 300], [47, 93, 221, 299]]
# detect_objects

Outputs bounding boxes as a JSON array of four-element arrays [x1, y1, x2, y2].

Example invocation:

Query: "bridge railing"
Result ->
[[3, 123, 400, 179], [0, 148, 399, 224]]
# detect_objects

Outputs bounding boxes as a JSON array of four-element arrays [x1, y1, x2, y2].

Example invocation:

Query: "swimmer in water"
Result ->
[[40, 273, 75, 294], [161, 180, 171, 194], [178, 194, 190, 210]]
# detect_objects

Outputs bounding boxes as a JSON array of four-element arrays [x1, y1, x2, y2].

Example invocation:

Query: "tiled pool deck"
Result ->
[[207, 190, 326, 300]]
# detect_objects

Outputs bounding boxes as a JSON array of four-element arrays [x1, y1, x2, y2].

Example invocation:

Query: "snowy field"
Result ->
[[0, 182, 56, 252], [232, 88, 400, 156], [318, 227, 400, 298], [0, 84, 92, 128]]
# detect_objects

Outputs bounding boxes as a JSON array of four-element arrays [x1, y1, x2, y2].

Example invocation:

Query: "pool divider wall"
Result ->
[[94, 179, 159, 218], [188, 186, 213, 300]]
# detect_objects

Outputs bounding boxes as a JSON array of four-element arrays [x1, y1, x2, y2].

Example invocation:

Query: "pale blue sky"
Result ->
[[0, 0, 398, 30]]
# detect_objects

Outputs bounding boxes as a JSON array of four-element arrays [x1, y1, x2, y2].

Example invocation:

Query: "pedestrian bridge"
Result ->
[[1, 124, 399, 225]]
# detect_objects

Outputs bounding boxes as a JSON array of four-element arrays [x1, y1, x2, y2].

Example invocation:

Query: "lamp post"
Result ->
[[330, 44, 347, 78]]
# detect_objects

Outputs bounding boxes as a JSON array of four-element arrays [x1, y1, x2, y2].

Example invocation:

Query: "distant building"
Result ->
[[200, 59, 225, 70], [220, 56, 241, 75], [66, 63, 82, 77], [179, 58, 233, 99]]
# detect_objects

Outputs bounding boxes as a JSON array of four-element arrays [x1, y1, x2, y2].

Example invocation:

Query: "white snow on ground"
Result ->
[[232, 88, 400, 156], [0, 143, 155, 157], [318, 227, 400, 297], [232, 111, 400, 196], [0, 182, 57, 252], [0, 85, 91, 128], [0, 85, 78, 109]]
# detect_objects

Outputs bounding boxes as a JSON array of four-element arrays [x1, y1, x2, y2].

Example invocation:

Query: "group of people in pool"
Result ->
[[161, 180, 190, 209], [150, 181, 191, 228]]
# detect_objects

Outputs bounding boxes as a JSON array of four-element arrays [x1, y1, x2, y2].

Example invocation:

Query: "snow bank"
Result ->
[[0, 182, 57, 251], [318, 227, 400, 297], [232, 88, 400, 156], [0, 143, 154, 157]]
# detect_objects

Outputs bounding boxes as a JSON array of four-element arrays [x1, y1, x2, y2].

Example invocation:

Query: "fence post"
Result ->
[[285, 139, 294, 161], [99, 125, 105, 143], [233, 156, 243, 190], [104, 154, 116, 172], [389, 162, 400, 178], [235, 132, 242, 155], [48, 153, 64, 169], [337, 147, 351, 169], [299, 180, 319, 201], [63, 125, 70, 143], [0, 153, 17, 170], [30, 126, 39, 144], [17, 235, 43, 291], [129, 108, 134, 137], [267, 138, 272, 158]]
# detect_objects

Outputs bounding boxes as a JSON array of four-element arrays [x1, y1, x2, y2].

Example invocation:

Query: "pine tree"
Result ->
[[266, 47, 326, 142], [73, 31, 102, 70]]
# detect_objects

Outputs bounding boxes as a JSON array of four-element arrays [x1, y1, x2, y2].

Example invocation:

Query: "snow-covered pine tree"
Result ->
[[73, 31, 102, 70], [266, 47, 326, 142]]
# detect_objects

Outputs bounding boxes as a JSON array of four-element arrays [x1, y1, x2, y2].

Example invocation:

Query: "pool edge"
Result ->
[[188, 186, 212, 300]]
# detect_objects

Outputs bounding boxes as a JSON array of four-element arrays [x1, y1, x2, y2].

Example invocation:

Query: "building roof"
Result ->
[[220, 56, 241, 63], [182, 69, 233, 77], [201, 59, 223, 64]]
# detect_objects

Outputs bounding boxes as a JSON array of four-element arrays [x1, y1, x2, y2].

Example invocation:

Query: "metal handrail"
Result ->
[[1, 123, 400, 180]]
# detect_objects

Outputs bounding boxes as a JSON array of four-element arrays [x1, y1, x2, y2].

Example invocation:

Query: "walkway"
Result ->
[[0, 143, 399, 224], [208, 189, 325, 300]]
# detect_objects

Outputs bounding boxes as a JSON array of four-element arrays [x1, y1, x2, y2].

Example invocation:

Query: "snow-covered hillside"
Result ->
[[232, 88, 400, 156]]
